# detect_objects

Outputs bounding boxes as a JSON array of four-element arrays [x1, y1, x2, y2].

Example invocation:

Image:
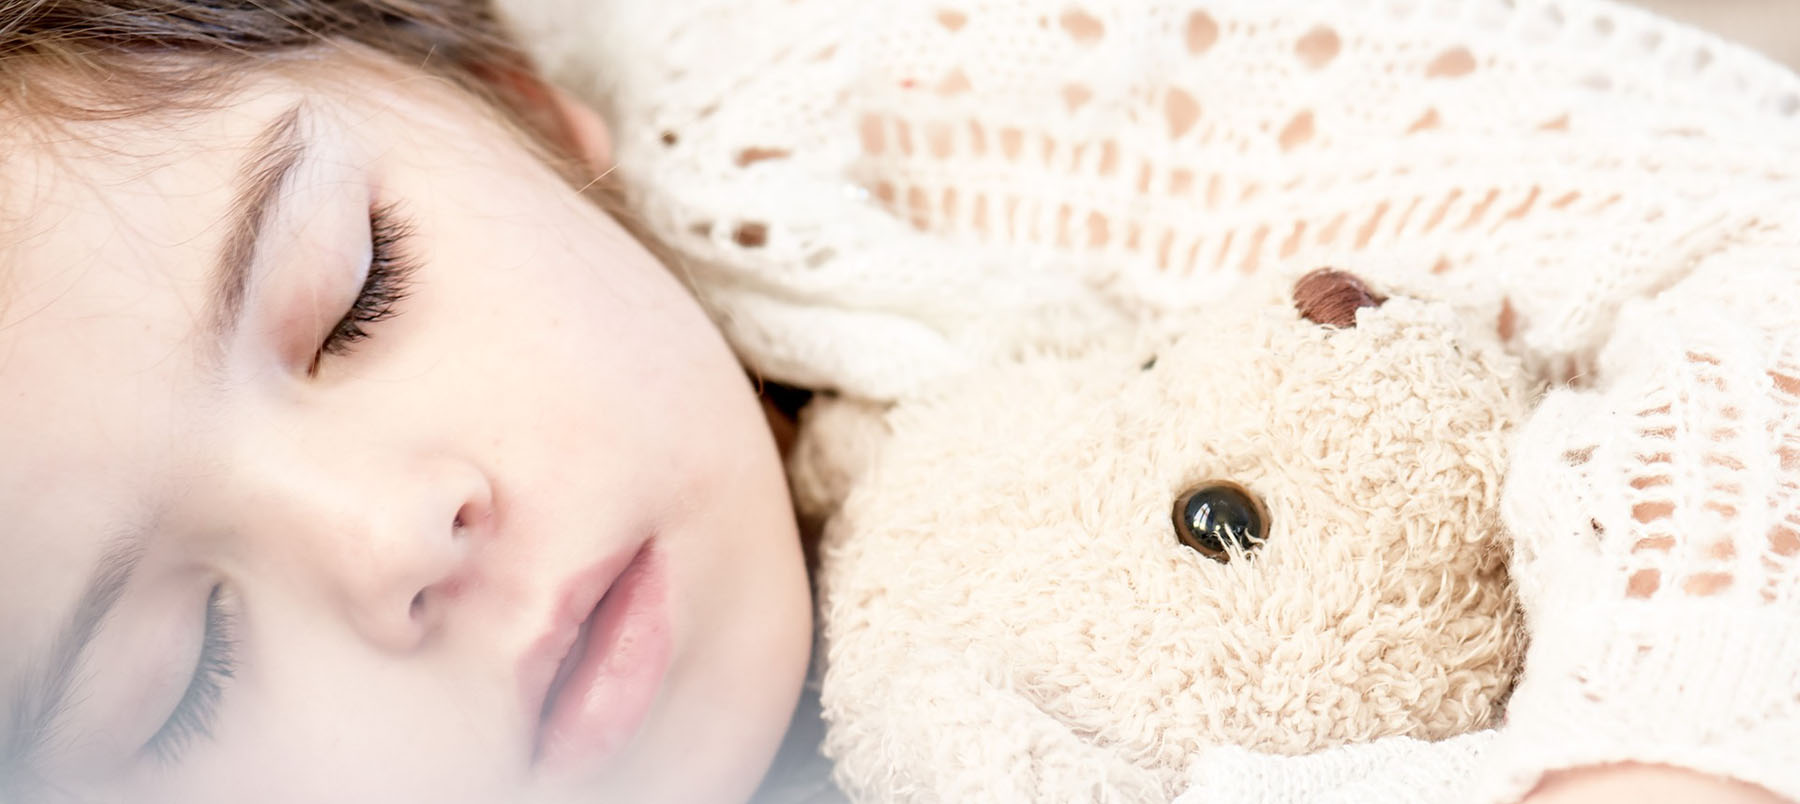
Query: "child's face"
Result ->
[[0, 64, 811, 803]]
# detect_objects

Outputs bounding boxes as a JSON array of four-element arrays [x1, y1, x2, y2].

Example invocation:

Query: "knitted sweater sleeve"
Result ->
[[497, 0, 1800, 799], [1468, 250, 1800, 802]]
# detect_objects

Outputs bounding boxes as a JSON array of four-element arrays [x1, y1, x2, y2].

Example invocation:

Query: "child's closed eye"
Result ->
[[144, 584, 238, 765], [309, 201, 418, 375]]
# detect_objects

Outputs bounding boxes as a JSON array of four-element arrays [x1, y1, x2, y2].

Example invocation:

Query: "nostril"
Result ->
[[1294, 267, 1386, 328], [410, 590, 427, 621], [452, 500, 486, 536]]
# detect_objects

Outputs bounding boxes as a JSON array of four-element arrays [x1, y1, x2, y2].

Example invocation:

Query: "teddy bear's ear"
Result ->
[[788, 394, 895, 528], [1293, 268, 1386, 328]]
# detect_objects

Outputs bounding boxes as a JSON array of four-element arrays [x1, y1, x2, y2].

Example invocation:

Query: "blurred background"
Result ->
[[1627, 0, 1800, 69]]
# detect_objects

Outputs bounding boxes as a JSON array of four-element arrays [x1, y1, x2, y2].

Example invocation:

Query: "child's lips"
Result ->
[[518, 539, 672, 775]]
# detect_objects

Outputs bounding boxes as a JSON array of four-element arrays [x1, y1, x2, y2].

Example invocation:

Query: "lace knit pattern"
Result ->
[[507, 0, 1800, 395], [497, 0, 1800, 799]]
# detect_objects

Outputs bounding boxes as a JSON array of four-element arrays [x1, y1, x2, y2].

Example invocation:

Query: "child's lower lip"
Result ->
[[533, 542, 672, 775]]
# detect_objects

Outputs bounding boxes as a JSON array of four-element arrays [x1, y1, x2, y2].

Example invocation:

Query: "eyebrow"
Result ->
[[204, 102, 310, 366], [2, 533, 146, 790], [2, 104, 310, 790]]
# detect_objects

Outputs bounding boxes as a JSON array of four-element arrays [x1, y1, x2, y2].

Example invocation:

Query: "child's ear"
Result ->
[[541, 82, 612, 174], [479, 65, 613, 175]]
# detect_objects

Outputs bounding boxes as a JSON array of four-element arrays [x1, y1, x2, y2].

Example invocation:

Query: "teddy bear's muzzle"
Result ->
[[1294, 268, 1386, 328]]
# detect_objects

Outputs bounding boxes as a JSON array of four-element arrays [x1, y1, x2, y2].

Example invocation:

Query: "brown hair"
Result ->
[[0, 1, 576, 160]]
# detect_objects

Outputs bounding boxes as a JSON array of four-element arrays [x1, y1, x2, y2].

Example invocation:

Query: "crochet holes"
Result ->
[[1782, 442, 1800, 473], [1185, 10, 1218, 55], [1317, 212, 1346, 247], [1503, 187, 1542, 225], [1083, 210, 1109, 247], [1278, 110, 1315, 151], [733, 222, 769, 247], [1773, 525, 1800, 557], [999, 127, 1024, 160], [1684, 573, 1733, 597], [1770, 523, 1800, 602], [1063, 83, 1093, 111], [1407, 108, 1442, 134], [1626, 570, 1661, 598], [906, 188, 931, 228], [859, 114, 884, 155], [1240, 224, 1270, 272], [1277, 221, 1307, 259], [1425, 47, 1477, 79], [925, 122, 955, 158], [1634, 502, 1674, 524], [937, 69, 972, 96], [1422, 190, 1460, 232], [1617, 352, 1754, 601], [735, 147, 790, 167], [1412, 185, 1551, 239], [1354, 201, 1389, 248], [1295, 26, 1340, 69], [1769, 371, 1800, 397], [1460, 190, 1500, 231], [1166, 88, 1201, 139], [1059, 9, 1103, 45]]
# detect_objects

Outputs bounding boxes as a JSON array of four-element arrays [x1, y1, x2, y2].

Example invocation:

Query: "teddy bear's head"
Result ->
[[798, 269, 1532, 800]]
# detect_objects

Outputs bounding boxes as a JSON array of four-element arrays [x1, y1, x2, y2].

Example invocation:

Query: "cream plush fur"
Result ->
[[791, 271, 1533, 802]]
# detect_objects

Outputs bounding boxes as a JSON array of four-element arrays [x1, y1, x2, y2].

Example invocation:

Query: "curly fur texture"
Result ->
[[796, 272, 1532, 802]]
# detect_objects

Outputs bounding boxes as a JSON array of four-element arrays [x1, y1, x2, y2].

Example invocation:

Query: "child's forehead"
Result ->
[[0, 89, 293, 314], [0, 90, 294, 238], [0, 67, 506, 275], [5, 56, 483, 172]]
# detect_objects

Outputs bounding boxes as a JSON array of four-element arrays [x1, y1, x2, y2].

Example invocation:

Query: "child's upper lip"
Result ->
[[514, 539, 646, 757]]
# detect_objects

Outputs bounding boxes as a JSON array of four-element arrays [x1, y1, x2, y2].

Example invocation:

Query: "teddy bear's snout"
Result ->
[[1294, 268, 1386, 328]]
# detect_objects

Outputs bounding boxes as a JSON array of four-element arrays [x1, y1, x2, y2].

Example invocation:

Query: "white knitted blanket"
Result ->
[[500, 0, 1800, 800]]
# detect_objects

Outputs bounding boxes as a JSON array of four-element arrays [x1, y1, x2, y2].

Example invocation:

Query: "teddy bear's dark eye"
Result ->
[[1171, 481, 1269, 562]]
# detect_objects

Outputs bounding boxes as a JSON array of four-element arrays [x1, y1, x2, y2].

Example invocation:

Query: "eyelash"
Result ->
[[309, 202, 419, 373], [146, 584, 237, 764], [140, 208, 416, 762]]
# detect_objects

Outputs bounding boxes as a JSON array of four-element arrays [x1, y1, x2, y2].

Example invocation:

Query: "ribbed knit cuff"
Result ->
[[1469, 601, 1800, 804]]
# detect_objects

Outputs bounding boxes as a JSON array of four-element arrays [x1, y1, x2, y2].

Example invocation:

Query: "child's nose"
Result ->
[[338, 462, 495, 652], [244, 449, 496, 653]]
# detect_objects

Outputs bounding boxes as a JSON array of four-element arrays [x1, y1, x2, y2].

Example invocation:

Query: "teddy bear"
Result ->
[[787, 268, 1534, 802]]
